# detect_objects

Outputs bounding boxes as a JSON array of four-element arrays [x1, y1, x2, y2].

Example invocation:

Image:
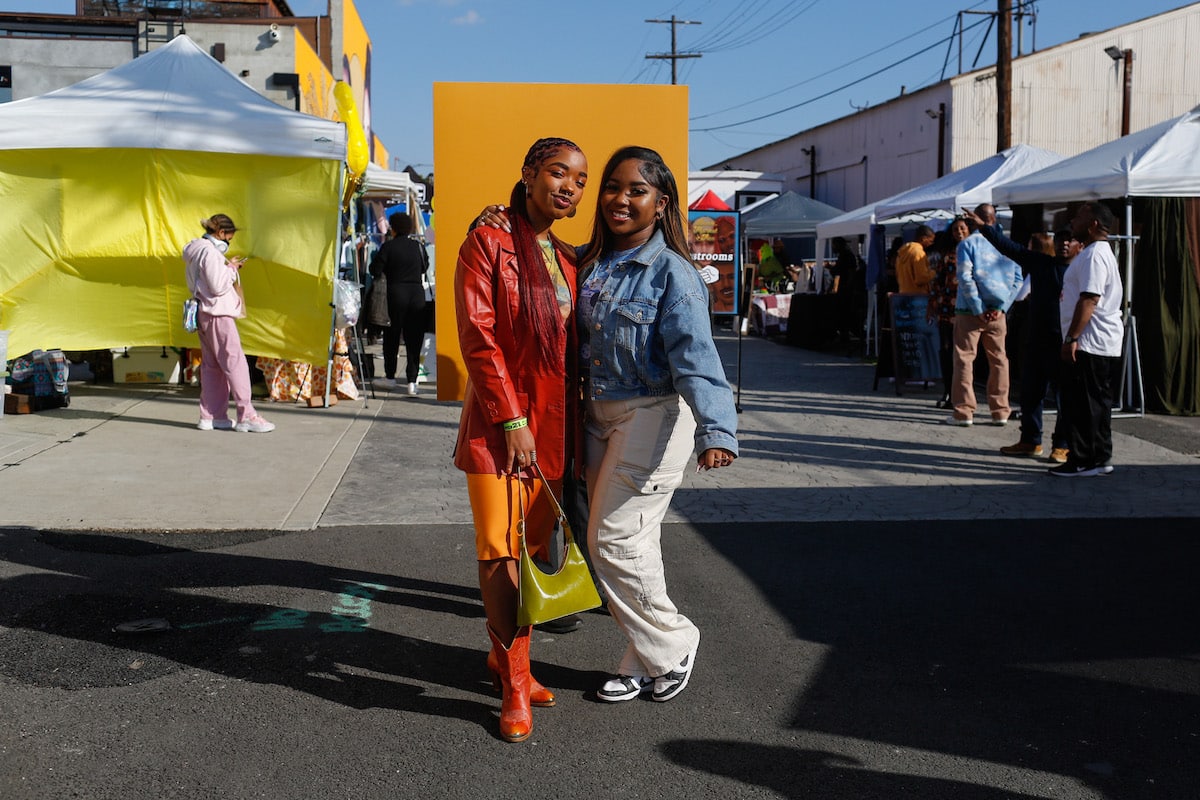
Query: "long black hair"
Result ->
[[507, 137, 582, 371], [579, 146, 694, 269]]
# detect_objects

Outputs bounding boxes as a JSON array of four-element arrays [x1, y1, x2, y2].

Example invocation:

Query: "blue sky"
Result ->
[[1, 1, 1188, 172]]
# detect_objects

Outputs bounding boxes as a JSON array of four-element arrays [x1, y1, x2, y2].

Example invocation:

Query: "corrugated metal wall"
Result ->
[[953, 4, 1200, 169], [718, 4, 1200, 208], [723, 84, 953, 212]]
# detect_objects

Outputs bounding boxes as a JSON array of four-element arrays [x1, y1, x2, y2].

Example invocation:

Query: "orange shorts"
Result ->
[[466, 472, 562, 561]]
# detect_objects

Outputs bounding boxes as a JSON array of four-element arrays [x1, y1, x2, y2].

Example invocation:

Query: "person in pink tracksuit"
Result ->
[[182, 214, 274, 433]]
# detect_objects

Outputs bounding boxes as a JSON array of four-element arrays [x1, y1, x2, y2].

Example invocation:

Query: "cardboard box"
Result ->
[[4, 393, 32, 415], [112, 347, 181, 383]]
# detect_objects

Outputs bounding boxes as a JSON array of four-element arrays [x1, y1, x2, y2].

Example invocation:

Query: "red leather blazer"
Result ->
[[453, 226, 578, 479]]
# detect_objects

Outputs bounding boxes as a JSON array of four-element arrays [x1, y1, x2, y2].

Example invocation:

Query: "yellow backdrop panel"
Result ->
[[432, 82, 689, 400], [0, 148, 342, 363]]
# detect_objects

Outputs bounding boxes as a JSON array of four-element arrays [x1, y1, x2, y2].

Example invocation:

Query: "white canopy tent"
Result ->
[[0, 35, 344, 159], [992, 109, 1200, 205], [992, 108, 1200, 319], [817, 144, 1061, 285], [815, 196, 954, 254], [991, 109, 1200, 415], [875, 144, 1064, 219], [361, 163, 426, 235], [362, 163, 417, 201]]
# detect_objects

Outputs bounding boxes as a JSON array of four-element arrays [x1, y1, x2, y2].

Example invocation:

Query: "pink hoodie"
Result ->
[[183, 236, 246, 318]]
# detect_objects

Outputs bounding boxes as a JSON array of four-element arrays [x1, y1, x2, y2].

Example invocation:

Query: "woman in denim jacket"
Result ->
[[577, 146, 738, 704]]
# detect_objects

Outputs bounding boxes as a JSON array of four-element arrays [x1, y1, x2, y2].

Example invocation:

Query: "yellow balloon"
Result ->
[[334, 81, 369, 178]]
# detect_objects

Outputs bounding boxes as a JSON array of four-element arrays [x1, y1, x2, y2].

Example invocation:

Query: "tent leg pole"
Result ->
[[1123, 197, 1134, 323], [351, 321, 369, 409], [735, 312, 744, 414], [324, 302, 336, 407]]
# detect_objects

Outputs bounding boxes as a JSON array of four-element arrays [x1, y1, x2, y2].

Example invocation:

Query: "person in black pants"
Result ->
[[370, 212, 428, 395], [963, 207, 1080, 463], [830, 237, 861, 343]]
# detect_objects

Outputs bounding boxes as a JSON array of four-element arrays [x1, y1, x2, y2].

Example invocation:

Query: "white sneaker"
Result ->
[[374, 377, 396, 389], [941, 414, 972, 427], [407, 382, 419, 397], [596, 675, 652, 703], [235, 415, 275, 433], [652, 642, 699, 702], [197, 419, 234, 431]]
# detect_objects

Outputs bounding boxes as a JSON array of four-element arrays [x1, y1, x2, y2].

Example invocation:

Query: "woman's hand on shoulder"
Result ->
[[697, 448, 736, 472], [474, 205, 511, 233]]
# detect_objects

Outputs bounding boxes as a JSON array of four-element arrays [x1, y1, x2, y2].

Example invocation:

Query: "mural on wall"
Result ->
[[292, 0, 387, 166], [339, 0, 374, 163]]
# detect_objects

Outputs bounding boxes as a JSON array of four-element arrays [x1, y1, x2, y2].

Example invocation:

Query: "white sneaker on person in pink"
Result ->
[[235, 415, 275, 433]]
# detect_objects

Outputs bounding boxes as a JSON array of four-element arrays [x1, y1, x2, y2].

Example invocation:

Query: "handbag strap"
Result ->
[[518, 461, 576, 547]]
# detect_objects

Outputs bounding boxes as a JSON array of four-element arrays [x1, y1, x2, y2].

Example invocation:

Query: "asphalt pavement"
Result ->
[[2, 332, 1198, 799]]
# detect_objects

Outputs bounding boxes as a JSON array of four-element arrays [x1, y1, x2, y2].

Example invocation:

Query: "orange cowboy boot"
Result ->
[[486, 624, 533, 742]]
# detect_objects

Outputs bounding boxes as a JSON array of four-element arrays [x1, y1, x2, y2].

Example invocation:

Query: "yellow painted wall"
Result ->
[[294, 35, 334, 120], [433, 82, 689, 401], [339, 0, 377, 163], [372, 134, 389, 168]]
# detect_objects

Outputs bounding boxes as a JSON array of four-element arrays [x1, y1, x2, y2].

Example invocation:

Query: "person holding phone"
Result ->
[[182, 213, 274, 433]]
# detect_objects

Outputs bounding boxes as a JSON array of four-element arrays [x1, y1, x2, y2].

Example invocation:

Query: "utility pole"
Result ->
[[645, 16, 701, 85], [996, 0, 1012, 151]]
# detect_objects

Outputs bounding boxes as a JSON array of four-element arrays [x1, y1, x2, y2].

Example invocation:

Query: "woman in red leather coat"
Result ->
[[453, 137, 587, 742]]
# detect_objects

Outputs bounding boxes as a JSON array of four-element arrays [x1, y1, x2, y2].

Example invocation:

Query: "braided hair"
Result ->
[[201, 214, 237, 235], [508, 137, 583, 371]]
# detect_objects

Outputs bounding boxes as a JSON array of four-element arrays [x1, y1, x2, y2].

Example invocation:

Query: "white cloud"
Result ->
[[451, 9, 483, 25]]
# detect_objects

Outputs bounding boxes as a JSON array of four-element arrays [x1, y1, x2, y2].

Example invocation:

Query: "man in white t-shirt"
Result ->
[[1050, 201, 1124, 477]]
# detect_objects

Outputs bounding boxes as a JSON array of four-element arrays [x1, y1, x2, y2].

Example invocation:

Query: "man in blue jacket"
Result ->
[[964, 208, 1080, 461], [943, 204, 1025, 426]]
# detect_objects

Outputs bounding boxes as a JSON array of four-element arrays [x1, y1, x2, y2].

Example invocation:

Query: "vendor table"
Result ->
[[785, 292, 838, 348], [749, 293, 791, 336]]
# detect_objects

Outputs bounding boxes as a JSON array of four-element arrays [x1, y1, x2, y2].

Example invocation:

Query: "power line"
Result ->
[[690, 6, 989, 122], [692, 0, 820, 54], [691, 21, 985, 133]]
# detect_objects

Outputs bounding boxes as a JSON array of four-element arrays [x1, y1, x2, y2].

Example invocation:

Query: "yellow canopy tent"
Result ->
[[0, 35, 348, 364]]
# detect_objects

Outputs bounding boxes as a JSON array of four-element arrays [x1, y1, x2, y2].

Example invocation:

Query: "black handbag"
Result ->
[[365, 272, 391, 327]]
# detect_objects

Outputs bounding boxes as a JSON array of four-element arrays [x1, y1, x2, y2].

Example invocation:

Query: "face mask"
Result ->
[[205, 234, 230, 254]]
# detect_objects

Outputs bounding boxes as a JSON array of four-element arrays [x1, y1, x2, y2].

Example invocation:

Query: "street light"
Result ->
[[1105, 45, 1134, 136], [800, 146, 816, 198]]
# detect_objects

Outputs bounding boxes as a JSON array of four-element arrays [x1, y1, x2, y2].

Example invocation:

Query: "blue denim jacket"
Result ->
[[578, 229, 739, 456], [955, 232, 1024, 315]]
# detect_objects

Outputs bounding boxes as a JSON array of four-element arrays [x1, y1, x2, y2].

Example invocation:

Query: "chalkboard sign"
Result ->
[[887, 293, 941, 394]]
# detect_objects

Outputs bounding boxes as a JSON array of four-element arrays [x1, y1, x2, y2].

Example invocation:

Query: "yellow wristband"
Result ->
[[502, 417, 528, 431]]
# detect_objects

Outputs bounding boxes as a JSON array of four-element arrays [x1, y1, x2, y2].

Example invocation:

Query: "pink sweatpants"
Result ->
[[197, 312, 256, 424]]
